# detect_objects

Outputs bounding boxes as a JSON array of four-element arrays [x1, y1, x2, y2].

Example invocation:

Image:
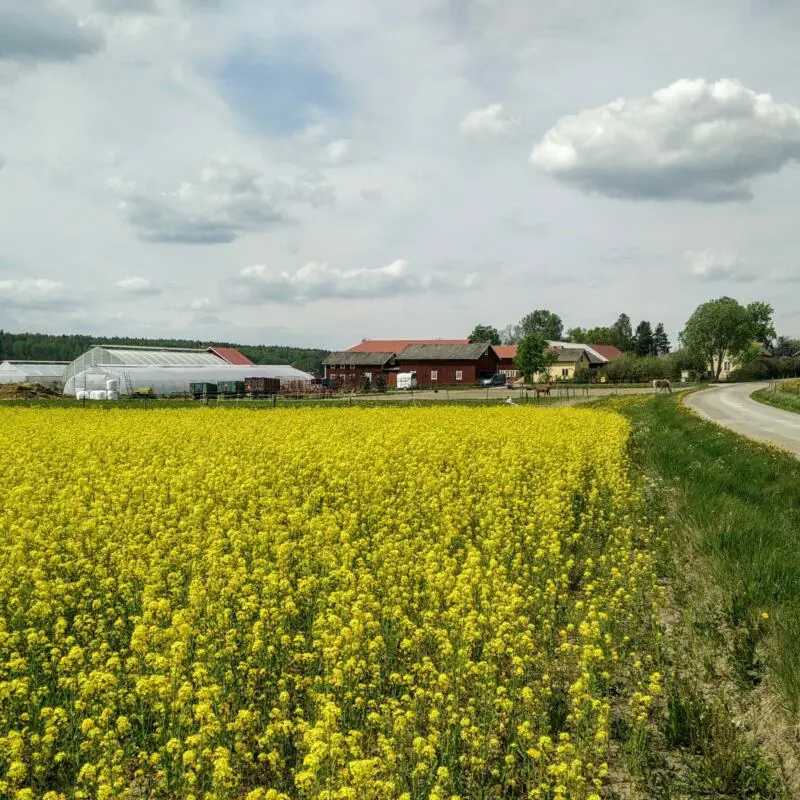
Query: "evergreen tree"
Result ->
[[611, 314, 634, 351], [634, 321, 654, 357], [653, 322, 671, 355]]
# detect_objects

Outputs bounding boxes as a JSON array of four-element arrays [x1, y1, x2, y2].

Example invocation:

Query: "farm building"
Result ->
[[323, 351, 396, 389], [546, 348, 605, 380], [497, 342, 623, 379], [395, 343, 500, 386], [0, 361, 69, 390], [62, 345, 312, 396], [347, 338, 469, 353]]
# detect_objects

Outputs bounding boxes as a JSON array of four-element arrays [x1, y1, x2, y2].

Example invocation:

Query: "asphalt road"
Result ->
[[685, 382, 800, 457]]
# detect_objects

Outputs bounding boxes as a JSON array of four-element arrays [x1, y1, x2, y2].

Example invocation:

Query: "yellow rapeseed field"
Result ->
[[0, 406, 661, 800]]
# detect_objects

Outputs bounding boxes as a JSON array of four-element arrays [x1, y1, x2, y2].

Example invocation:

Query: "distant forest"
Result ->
[[0, 331, 331, 375]]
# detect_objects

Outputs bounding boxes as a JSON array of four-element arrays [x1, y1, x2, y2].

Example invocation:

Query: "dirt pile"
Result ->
[[0, 382, 62, 400]]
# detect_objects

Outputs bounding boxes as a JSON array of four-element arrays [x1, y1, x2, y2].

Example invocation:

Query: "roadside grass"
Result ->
[[752, 386, 800, 415], [601, 392, 800, 797]]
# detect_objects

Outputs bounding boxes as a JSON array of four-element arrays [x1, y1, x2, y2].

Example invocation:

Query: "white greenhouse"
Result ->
[[62, 346, 314, 396], [0, 361, 69, 390]]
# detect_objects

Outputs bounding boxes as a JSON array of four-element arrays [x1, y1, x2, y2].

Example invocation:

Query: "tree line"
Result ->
[[469, 297, 798, 382], [468, 311, 672, 357], [0, 331, 330, 376]]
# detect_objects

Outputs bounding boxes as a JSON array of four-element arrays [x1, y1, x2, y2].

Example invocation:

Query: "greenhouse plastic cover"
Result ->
[[63, 365, 314, 396], [0, 361, 68, 383]]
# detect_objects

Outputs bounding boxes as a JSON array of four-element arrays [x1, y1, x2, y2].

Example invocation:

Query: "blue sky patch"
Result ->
[[218, 46, 347, 136]]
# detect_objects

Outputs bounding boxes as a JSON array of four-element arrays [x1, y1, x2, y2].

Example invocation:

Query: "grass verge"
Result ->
[[600, 392, 800, 797], [752, 387, 800, 415]]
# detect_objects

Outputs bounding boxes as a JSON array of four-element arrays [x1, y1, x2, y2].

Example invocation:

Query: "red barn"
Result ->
[[395, 343, 500, 387], [323, 351, 396, 389], [347, 338, 469, 353]]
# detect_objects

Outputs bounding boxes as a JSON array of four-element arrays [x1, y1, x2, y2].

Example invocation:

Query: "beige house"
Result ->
[[536, 348, 604, 382]]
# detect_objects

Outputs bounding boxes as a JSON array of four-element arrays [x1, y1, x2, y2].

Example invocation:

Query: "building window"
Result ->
[[723, 361, 732, 372], [562, 368, 569, 377], [364, 372, 372, 381], [455, 370, 463, 381], [431, 370, 438, 381]]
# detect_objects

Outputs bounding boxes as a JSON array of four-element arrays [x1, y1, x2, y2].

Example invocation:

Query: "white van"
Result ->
[[396, 372, 418, 390]]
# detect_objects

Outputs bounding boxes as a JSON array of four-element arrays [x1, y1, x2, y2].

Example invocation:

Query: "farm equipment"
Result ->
[[217, 380, 245, 397], [244, 377, 281, 397], [190, 382, 217, 400]]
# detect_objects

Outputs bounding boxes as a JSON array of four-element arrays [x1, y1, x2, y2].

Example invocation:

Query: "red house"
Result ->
[[395, 343, 500, 387]]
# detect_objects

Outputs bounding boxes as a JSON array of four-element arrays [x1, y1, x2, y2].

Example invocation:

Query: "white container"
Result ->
[[106, 379, 119, 393], [396, 372, 418, 390], [106, 390, 119, 401], [89, 390, 108, 401], [76, 389, 88, 401]]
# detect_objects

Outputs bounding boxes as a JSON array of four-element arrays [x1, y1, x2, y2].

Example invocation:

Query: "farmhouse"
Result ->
[[547, 348, 605, 380], [395, 343, 500, 386], [496, 341, 621, 380], [323, 351, 396, 389]]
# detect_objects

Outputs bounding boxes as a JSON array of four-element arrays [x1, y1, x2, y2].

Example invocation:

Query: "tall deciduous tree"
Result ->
[[653, 322, 671, 355], [467, 324, 501, 344], [565, 327, 587, 343], [634, 320, 654, 357], [746, 301, 776, 350], [681, 296, 767, 380], [519, 309, 564, 341], [583, 327, 615, 345], [514, 333, 552, 383]]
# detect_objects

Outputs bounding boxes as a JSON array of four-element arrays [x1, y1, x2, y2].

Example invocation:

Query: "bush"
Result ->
[[729, 357, 800, 382]]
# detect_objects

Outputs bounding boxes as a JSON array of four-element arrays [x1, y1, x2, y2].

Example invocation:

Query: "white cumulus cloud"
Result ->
[[0, 278, 67, 308], [460, 104, 519, 138], [189, 297, 213, 310], [230, 259, 481, 303], [325, 139, 351, 164], [685, 249, 758, 282], [110, 160, 334, 245], [531, 79, 800, 202], [116, 276, 161, 294]]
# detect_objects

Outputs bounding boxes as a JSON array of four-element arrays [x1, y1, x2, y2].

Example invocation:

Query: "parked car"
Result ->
[[479, 373, 508, 387]]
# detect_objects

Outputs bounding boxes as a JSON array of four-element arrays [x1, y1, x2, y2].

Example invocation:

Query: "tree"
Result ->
[[583, 327, 615, 345], [746, 301, 776, 350], [500, 324, 521, 345], [611, 314, 634, 352], [514, 333, 552, 383], [774, 336, 800, 357], [519, 309, 564, 341], [681, 297, 759, 380], [467, 324, 501, 345], [653, 322, 670, 356], [565, 327, 587, 343], [634, 320, 654, 357]]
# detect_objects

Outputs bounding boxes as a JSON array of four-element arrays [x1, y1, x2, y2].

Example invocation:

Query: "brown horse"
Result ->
[[535, 384, 551, 397], [652, 378, 671, 393]]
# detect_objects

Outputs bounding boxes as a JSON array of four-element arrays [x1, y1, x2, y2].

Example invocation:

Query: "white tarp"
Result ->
[[63, 364, 314, 396]]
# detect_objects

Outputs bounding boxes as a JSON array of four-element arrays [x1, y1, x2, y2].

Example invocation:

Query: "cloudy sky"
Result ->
[[1, 0, 800, 349]]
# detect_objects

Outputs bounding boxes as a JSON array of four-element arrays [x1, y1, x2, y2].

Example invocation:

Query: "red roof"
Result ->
[[347, 338, 469, 353], [494, 345, 517, 361], [209, 346, 254, 366], [588, 344, 623, 361]]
